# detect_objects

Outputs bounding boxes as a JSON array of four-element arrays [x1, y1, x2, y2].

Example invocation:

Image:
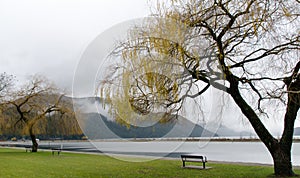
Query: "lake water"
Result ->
[[4, 140, 299, 165], [85, 141, 300, 165]]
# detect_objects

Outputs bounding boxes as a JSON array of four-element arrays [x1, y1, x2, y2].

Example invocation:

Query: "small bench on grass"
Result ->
[[51, 144, 63, 155], [181, 154, 207, 169], [24, 145, 32, 152]]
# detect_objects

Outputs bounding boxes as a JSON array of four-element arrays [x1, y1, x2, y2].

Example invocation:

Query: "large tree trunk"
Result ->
[[228, 82, 298, 177], [271, 145, 295, 176], [273, 75, 300, 177]]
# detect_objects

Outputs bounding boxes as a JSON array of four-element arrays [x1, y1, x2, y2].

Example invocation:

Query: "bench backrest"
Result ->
[[181, 155, 207, 162]]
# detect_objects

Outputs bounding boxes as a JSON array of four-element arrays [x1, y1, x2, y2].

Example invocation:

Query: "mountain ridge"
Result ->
[[78, 112, 218, 139]]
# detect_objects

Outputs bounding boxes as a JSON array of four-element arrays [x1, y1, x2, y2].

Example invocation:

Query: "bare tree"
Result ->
[[100, 0, 300, 176], [3, 76, 70, 152]]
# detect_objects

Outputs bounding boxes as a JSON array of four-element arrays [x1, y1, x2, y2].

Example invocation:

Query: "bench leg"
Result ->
[[182, 161, 185, 167], [203, 162, 206, 169]]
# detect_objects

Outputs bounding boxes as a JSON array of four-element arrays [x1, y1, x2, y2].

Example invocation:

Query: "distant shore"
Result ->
[[89, 137, 300, 142], [2, 137, 300, 143]]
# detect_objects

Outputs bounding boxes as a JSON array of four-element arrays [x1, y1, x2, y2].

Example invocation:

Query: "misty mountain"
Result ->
[[71, 96, 104, 113], [78, 112, 218, 139], [215, 125, 255, 137], [72, 97, 262, 139]]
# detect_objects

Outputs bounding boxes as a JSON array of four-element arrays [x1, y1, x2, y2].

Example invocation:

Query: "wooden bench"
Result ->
[[24, 145, 32, 152], [181, 154, 207, 169], [51, 145, 63, 155]]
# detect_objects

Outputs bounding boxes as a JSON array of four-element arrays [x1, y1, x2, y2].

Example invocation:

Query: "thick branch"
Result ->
[[186, 83, 210, 98], [281, 61, 300, 148], [229, 82, 277, 152], [284, 60, 300, 86]]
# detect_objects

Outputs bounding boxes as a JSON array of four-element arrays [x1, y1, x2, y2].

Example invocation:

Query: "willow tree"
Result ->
[[2, 76, 70, 152], [0, 73, 14, 135], [100, 0, 299, 176]]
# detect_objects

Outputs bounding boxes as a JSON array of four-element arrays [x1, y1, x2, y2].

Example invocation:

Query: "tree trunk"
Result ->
[[228, 83, 298, 177], [29, 127, 38, 152], [30, 133, 38, 152], [273, 74, 300, 177], [271, 144, 295, 176]]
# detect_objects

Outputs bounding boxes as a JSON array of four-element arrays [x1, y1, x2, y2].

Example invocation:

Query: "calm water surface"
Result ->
[[6, 140, 298, 165], [91, 141, 300, 165]]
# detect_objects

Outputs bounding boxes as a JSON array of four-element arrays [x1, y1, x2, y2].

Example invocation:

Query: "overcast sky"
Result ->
[[0, 0, 151, 92], [1, 0, 298, 134]]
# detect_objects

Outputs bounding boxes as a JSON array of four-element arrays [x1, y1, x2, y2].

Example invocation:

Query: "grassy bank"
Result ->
[[0, 148, 298, 178]]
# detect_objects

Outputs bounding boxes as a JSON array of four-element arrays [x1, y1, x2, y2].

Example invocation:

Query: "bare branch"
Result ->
[[230, 40, 299, 68]]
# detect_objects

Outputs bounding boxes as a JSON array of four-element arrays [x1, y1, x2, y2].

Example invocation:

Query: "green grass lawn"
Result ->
[[0, 148, 299, 178]]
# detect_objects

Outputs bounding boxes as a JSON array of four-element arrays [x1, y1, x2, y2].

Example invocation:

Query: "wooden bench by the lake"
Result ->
[[24, 145, 32, 152], [181, 154, 207, 169], [51, 145, 63, 155]]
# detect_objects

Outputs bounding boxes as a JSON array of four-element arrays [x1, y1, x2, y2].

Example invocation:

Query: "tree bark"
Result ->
[[271, 144, 295, 176], [273, 76, 300, 177], [29, 127, 38, 152]]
